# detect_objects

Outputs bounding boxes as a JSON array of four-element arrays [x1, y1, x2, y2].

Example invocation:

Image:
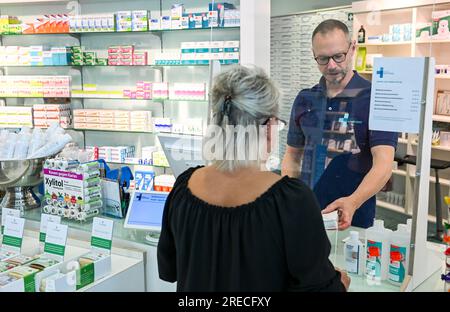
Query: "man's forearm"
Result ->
[[350, 162, 392, 209]]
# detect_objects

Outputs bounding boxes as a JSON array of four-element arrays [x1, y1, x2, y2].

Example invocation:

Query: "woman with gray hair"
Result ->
[[157, 65, 349, 292]]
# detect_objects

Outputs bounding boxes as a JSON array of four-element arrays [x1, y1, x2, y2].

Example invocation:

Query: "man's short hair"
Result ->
[[312, 19, 350, 42]]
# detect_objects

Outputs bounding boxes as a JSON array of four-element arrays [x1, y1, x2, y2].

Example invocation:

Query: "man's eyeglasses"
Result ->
[[261, 117, 287, 131], [314, 43, 352, 66]]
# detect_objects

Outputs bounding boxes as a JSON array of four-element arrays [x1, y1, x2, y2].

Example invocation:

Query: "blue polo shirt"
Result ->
[[286, 71, 398, 228]]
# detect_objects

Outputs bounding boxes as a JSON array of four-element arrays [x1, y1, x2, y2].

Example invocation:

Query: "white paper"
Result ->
[[45, 222, 68, 249], [1, 208, 20, 227], [2, 216, 25, 252], [40, 214, 62, 234], [369, 57, 426, 134], [91, 217, 114, 254]]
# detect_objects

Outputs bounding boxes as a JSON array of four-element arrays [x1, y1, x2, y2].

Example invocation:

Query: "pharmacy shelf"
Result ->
[[357, 41, 412, 46], [376, 199, 439, 224], [433, 115, 450, 123], [376, 200, 406, 214], [72, 94, 208, 102], [392, 169, 407, 177], [358, 72, 449, 80], [74, 128, 154, 134], [0, 92, 209, 101], [107, 161, 169, 168], [0, 27, 240, 37], [397, 137, 450, 152], [0, 64, 216, 68], [416, 39, 450, 44]]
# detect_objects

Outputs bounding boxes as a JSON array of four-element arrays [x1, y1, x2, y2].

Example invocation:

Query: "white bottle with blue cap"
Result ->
[[344, 231, 364, 275]]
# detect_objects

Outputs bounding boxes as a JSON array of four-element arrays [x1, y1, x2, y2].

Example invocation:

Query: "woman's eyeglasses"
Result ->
[[261, 117, 287, 131]]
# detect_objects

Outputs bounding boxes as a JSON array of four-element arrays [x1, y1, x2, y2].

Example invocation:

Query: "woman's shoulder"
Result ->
[[174, 166, 205, 187], [272, 176, 320, 213]]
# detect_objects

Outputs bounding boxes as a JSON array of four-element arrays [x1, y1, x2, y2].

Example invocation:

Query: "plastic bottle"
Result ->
[[365, 219, 392, 283], [344, 231, 365, 275], [388, 224, 411, 285], [358, 25, 366, 43], [406, 218, 412, 233]]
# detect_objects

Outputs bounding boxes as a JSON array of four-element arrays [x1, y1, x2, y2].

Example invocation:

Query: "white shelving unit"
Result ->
[[358, 41, 412, 46], [353, 0, 450, 222]]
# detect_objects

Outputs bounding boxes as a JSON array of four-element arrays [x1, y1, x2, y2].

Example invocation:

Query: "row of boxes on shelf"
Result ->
[[150, 3, 239, 30], [124, 82, 206, 100], [74, 81, 207, 101], [70, 46, 107, 66], [0, 46, 71, 66], [87, 146, 136, 164], [0, 76, 71, 97], [365, 23, 413, 43], [33, 104, 72, 129], [0, 212, 113, 292], [0, 107, 33, 128], [107, 45, 147, 66], [155, 40, 239, 65], [133, 171, 175, 192], [74, 110, 203, 135], [436, 65, 450, 76], [0, 3, 238, 35], [0, 42, 239, 66], [0, 105, 72, 129], [73, 109, 153, 132], [87, 145, 170, 167]]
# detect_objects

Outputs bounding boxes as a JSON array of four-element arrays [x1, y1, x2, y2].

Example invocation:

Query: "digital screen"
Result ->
[[125, 192, 169, 230]]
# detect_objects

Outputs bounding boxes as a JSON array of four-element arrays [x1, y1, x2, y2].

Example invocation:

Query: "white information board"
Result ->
[[369, 57, 426, 134]]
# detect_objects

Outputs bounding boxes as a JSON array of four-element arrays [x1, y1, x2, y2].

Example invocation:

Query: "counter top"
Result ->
[[327, 227, 446, 292]]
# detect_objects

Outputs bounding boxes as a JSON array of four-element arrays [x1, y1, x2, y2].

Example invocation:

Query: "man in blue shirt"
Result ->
[[281, 19, 398, 229]]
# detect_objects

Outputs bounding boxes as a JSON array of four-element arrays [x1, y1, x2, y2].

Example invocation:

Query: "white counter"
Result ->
[[1, 231, 146, 292], [327, 227, 447, 292]]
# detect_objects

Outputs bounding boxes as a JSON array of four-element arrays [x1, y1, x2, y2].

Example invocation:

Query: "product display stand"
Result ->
[[401, 57, 443, 291]]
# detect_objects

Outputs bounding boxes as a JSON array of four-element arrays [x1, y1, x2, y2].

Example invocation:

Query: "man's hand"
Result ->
[[322, 196, 359, 230]]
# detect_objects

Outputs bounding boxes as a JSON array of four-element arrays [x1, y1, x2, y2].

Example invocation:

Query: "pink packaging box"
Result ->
[[108, 53, 120, 60], [133, 59, 147, 66], [120, 46, 134, 54], [119, 60, 133, 66], [120, 53, 133, 60], [133, 52, 147, 60], [108, 47, 121, 53], [123, 89, 132, 97]]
